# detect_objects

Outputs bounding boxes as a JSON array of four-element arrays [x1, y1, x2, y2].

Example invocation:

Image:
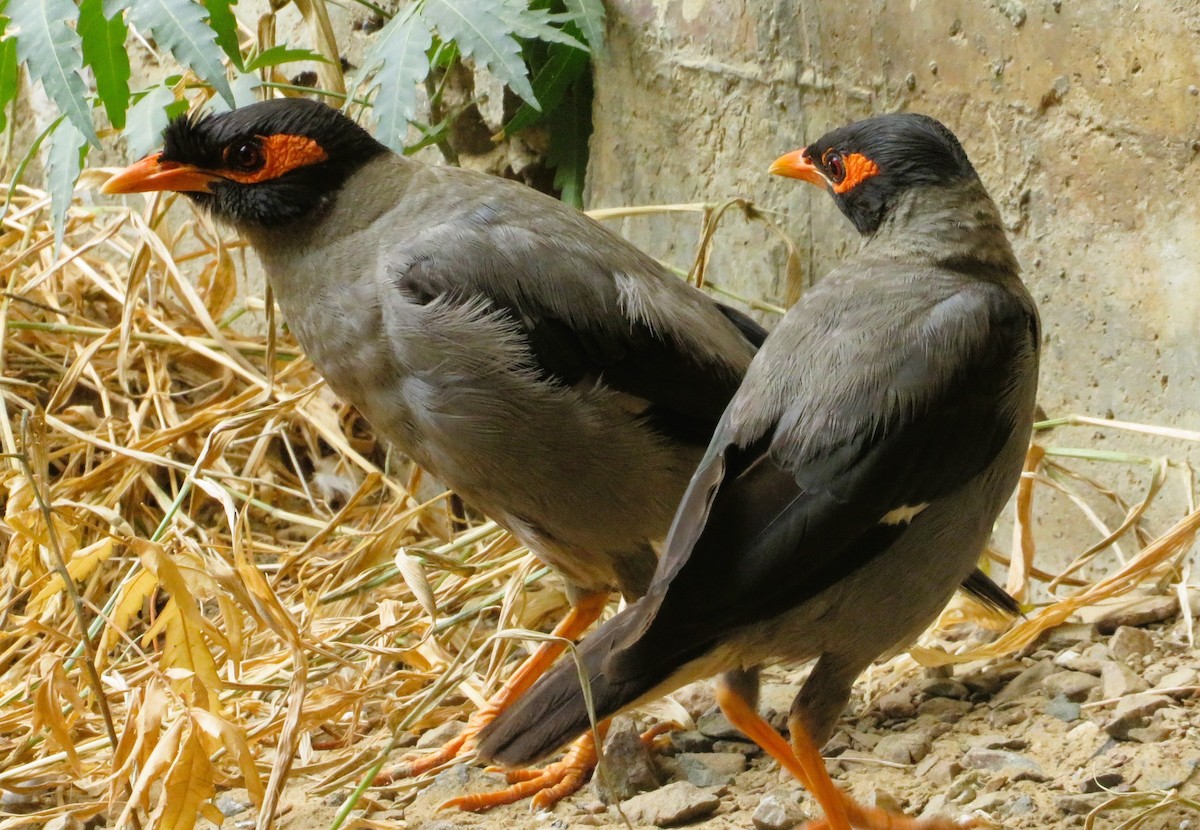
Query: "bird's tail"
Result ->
[[476, 602, 695, 767]]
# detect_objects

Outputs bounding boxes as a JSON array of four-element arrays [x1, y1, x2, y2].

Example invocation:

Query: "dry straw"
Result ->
[[0, 175, 1195, 830]]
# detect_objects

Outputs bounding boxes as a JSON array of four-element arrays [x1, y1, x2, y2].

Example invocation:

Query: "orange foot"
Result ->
[[441, 731, 599, 812], [375, 592, 610, 786]]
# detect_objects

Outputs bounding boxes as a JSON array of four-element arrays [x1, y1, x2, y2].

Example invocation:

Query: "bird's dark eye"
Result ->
[[225, 140, 265, 172], [825, 152, 846, 184]]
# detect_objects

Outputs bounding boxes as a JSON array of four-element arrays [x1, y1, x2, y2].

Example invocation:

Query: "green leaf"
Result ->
[[422, 0, 536, 107], [211, 70, 258, 111], [361, 6, 433, 152], [128, 0, 234, 105], [78, 0, 132, 129], [502, 40, 586, 135], [124, 83, 176, 158], [0, 22, 18, 134], [201, 0, 241, 71], [545, 69, 591, 208], [243, 45, 328, 73], [48, 118, 89, 254], [562, 0, 604, 50], [8, 0, 100, 145], [491, 2, 584, 50]]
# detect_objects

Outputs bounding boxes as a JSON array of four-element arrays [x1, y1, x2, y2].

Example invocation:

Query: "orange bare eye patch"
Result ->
[[222, 135, 328, 184], [832, 152, 880, 195]]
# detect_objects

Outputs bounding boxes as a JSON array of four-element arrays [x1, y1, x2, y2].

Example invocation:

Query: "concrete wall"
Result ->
[[584, 0, 1200, 574]]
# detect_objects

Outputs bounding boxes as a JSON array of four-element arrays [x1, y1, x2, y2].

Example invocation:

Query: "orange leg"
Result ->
[[441, 725, 605, 812], [718, 681, 974, 830], [381, 592, 609, 783]]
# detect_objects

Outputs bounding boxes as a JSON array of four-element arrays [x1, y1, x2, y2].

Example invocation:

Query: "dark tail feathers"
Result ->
[[961, 567, 1022, 618], [476, 603, 677, 767]]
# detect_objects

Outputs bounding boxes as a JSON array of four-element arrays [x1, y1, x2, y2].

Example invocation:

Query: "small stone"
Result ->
[[620, 781, 720, 827], [697, 708, 744, 740], [918, 793, 952, 821], [917, 697, 972, 722], [876, 690, 917, 719], [1190, 84, 1200, 96], [1137, 755, 1200, 790], [873, 732, 931, 765], [925, 758, 963, 788], [1096, 596, 1179, 633], [1154, 667, 1199, 695], [1054, 648, 1105, 675], [1081, 772, 1123, 793], [671, 682, 716, 719], [1127, 725, 1172, 743], [1042, 622, 1096, 650], [1046, 694, 1082, 722], [970, 791, 1035, 818], [593, 716, 660, 803], [997, 0, 1027, 27], [669, 730, 714, 754], [216, 793, 252, 816], [969, 735, 1029, 750], [415, 719, 466, 749], [1058, 794, 1097, 815], [929, 61, 939, 75], [752, 793, 807, 830], [961, 747, 1045, 780], [861, 787, 905, 813], [1109, 626, 1155, 665], [1100, 661, 1150, 699], [1106, 693, 1173, 740], [988, 705, 1027, 728], [958, 659, 1025, 696], [759, 683, 796, 732], [713, 739, 761, 756], [1044, 670, 1101, 702], [675, 752, 746, 788], [920, 678, 969, 699], [991, 660, 1055, 705], [904, 72, 917, 90]]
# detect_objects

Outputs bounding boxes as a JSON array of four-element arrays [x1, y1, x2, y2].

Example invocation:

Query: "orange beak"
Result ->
[[769, 148, 829, 189], [100, 153, 219, 195]]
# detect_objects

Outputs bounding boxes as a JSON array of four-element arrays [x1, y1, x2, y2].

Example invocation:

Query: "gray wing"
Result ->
[[384, 174, 759, 445], [607, 276, 1039, 680]]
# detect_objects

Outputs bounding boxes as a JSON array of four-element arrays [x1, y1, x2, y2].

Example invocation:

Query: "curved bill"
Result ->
[[100, 153, 218, 195]]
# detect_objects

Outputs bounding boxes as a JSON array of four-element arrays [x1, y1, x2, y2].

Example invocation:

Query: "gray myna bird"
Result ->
[[102, 101, 1019, 813], [477, 113, 1040, 830]]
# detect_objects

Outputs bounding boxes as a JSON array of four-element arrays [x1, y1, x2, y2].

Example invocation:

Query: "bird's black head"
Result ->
[[770, 113, 980, 235], [102, 98, 388, 228]]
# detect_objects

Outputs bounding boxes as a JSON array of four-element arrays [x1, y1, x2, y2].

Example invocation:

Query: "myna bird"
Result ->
[[101, 100, 1019, 812], [477, 113, 1040, 830]]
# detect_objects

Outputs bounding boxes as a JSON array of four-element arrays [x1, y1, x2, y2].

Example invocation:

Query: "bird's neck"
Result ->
[[242, 154, 416, 254], [864, 180, 1019, 276]]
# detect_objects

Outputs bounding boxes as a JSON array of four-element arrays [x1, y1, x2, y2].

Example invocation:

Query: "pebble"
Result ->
[[1136, 754, 1200, 790], [759, 683, 798, 732], [1100, 660, 1150, 699], [1127, 724, 1172, 743], [919, 678, 969, 699], [969, 791, 1036, 818], [919, 757, 962, 788], [1057, 794, 1097, 815], [1106, 693, 1173, 740], [713, 739, 761, 756], [620, 781, 721, 827], [1080, 771, 1123, 793], [1053, 648, 1104, 676], [988, 704, 1028, 728], [1042, 622, 1097, 650], [1109, 626, 1155, 665], [1043, 669, 1101, 702], [917, 697, 972, 722], [752, 793, 807, 830], [697, 709, 744, 740], [957, 658, 1025, 696], [215, 793, 252, 816], [872, 732, 931, 765], [876, 689, 917, 719], [1096, 596, 1179, 634], [1153, 667, 1198, 695], [669, 730, 714, 754], [991, 659, 1055, 705], [1045, 693, 1082, 722], [961, 747, 1045, 780], [675, 752, 746, 787], [414, 719, 465, 749], [594, 717, 660, 803], [671, 681, 716, 719]]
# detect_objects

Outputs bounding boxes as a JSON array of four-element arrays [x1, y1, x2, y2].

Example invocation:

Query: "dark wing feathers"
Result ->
[[386, 201, 757, 447], [607, 277, 1034, 681]]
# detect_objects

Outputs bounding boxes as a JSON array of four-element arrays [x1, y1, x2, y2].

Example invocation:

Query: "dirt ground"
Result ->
[[235, 595, 1199, 830]]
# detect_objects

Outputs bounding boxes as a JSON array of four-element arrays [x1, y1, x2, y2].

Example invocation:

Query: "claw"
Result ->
[[441, 732, 598, 813]]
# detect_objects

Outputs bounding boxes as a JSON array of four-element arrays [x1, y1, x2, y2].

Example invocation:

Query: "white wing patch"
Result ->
[[881, 503, 929, 525]]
